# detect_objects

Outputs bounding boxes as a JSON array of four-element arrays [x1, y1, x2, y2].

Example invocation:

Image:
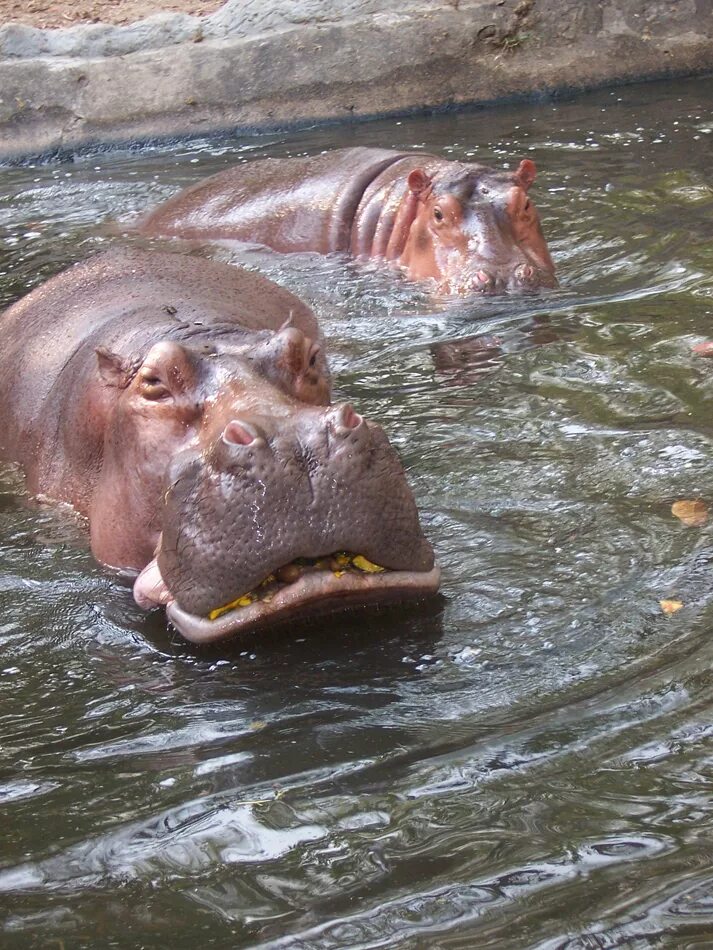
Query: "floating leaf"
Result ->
[[671, 499, 708, 527], [660, 599, 684, 615]]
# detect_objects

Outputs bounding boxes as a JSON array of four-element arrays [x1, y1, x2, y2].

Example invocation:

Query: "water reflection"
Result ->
[[3, 75, 713, 947]]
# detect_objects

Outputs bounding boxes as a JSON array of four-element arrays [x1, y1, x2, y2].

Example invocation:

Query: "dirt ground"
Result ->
[[0, 0, 225, 29]]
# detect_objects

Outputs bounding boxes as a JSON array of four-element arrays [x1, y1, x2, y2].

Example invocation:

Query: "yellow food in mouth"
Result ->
[[207, 552, 387, 620], [351, 555, 385, 574]]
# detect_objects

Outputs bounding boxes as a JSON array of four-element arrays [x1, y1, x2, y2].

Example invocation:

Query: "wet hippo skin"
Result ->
[[0, 247, 439, 642], [137, 147, 556, 296]]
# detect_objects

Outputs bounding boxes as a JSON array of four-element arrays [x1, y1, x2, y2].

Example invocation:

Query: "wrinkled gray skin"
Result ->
[[0, 248, 438, 642], [160, 402, 434, 618]]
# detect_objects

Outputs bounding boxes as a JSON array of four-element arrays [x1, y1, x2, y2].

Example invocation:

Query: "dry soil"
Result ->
[[0, 0, 224, 30]]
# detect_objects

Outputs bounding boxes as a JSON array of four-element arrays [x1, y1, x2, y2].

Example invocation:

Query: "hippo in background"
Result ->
[[136, 147, 557, 296], [0, 248, 439, 643]]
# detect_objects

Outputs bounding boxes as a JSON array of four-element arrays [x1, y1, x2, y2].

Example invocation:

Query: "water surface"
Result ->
[[3, 76, 713, 948]]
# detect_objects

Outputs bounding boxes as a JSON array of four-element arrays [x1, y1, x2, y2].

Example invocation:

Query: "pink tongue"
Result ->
[[133, 557, 173, 610]]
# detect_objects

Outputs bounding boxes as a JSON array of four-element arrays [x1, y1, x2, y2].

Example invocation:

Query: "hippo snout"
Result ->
[[450, 260, 555, 295], [149, 399, 437, 633], [439, 258, 555, 296]]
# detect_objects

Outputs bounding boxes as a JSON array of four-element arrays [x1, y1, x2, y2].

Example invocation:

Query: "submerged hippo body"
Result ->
[[0, 248, 438, 642], [138, 147, 556, 295]]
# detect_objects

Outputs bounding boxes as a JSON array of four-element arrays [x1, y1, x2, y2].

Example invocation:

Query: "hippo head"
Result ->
[[89, 322, 438, 643], [400, 159, 556, 296]]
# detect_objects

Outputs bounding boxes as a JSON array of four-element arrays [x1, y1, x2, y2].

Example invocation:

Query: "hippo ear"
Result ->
[[95, 347, 138, 389], [515, 159, 537, 191], [407, 169, 433, 199]]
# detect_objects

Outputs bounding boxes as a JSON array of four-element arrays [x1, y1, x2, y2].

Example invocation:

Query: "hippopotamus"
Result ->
[[0, 247, 439, 643], [136, 147, 556, 295]]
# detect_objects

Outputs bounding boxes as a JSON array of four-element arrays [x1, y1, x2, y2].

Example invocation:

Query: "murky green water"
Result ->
[[3, 75, 713, 948]]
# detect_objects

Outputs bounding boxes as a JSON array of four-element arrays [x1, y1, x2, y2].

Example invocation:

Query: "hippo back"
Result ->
[[138, 148, 406, 252]]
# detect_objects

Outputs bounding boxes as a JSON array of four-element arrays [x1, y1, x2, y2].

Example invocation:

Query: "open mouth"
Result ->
[[134, 552, 441, 644]]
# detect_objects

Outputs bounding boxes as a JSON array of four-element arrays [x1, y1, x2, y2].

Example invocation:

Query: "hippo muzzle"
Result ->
[[134, 401, 439, 643], [437, 257, 558, 297]]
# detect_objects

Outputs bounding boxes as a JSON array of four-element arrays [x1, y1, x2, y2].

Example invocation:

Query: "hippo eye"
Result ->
[[139, 369, 170, 400], [433, 207, 444, 223], [524, 200, 531, 211]]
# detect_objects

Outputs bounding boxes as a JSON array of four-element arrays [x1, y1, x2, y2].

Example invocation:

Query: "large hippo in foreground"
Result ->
[[0, 248, 439, 643], [137, 147, 556, 296]]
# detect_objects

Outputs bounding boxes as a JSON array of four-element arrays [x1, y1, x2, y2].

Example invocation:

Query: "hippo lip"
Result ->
[[134, 553, 441, 644]]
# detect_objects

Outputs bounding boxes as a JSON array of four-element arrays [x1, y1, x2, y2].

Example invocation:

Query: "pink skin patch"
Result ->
[[332, 403, 362, 432], [222, 419, 259, 445], [133, 557, 173, 610], [693, 341, 713, 357]]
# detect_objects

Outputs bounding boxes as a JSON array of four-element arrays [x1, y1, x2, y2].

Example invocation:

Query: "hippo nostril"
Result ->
[[515, 263, 536, 284], [222, 419, 260, 446], [475, 270, 494, 287], [332, 402, 363, 434]]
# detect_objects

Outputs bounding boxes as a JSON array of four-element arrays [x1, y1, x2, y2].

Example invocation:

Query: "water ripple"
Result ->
[[3, 75, 713, 948]]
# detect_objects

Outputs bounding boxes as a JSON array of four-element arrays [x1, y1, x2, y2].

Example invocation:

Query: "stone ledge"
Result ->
[[1, 0, 712, 163]]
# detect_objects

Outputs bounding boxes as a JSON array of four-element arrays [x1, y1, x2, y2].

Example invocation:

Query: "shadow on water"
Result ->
[[4, 75, 713, 947]]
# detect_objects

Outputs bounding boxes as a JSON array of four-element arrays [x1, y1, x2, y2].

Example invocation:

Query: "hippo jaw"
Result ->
[[135, 554, 441, 644], [133, 403, 440, 643]]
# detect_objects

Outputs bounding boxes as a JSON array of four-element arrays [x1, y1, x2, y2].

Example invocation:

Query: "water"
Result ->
[[2, 75, 713, 948]]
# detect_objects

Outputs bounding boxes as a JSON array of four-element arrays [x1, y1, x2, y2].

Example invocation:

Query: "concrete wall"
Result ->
[[1, 0, 712, 161]]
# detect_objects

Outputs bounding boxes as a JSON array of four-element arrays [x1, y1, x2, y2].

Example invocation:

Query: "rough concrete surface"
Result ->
[[0, 0, 712, 162]]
